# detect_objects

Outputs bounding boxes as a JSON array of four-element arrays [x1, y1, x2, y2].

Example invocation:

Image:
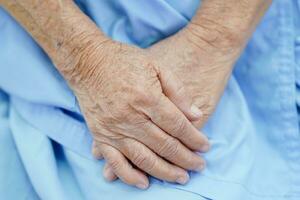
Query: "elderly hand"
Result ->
[[1, 0, 270, 191], [64, 35, 211, 189], [0, 0, 210, 189], [151, 24, 243, 128], [101, 17, 246, 186]]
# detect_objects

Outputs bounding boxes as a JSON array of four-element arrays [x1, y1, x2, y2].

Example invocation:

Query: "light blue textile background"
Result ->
[[0, 0, 300, 199]]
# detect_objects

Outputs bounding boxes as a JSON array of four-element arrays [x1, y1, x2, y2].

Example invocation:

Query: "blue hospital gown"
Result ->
[[0, 0, 300, 199]]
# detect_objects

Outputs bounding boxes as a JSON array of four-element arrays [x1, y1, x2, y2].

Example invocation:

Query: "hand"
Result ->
[[151, 23, 243, 128], [65, 36, 210, 189], [78, 0, 270, 189], [0, 0, 269, 191], [102, 21, 245, 185]]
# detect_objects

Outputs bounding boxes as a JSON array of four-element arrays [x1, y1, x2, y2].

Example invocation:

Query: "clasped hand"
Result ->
[[65, 23, 240, 189]]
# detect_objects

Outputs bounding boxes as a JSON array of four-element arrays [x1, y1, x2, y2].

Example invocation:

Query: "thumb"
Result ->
[[158, 68, 203, 121]]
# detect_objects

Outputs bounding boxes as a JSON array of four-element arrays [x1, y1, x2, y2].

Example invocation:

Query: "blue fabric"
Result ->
[[0, 0, 300, 199]]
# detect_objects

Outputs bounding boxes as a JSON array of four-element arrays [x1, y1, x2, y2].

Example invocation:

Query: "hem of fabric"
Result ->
[[11, 95, 299, 200], [162, 175, 300, 200]]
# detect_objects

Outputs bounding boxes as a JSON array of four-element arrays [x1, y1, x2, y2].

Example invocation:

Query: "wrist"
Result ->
[[29, 1, 113, 87], [56, 31, 114, 90], [44, 2, 110, 72], [0, 0, 112, 86], [184, 20, 244, 60], [189, 0, 272, 51]]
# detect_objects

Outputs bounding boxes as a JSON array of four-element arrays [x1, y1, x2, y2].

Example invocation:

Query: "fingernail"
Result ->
[[195, 162, 206, 172], [201, 143, 211, 152], [176, 173, 189, 185], [191, 104, 202, 118], [105, 172, 116, 182], [136, 183, 149, 190], [103, 170, 113, 181]]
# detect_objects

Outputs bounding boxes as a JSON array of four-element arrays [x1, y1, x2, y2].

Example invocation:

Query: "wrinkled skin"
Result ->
[[101, 23, 244, 185], [152, 24, 243, 128], [66, 36, 211, 189], [0, 0, 271, 191]]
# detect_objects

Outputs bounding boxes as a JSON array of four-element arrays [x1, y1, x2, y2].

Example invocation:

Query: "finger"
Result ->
[[92, 141, 104, 159], [117, 138, 190, 184], [103, 163, 118, 182], [132, 120, 205, 171], [192, 119, 206, 129], [148, 95, 210, 152], [100, 143, 149, 189], [158, 68, 202, 121], [104, 162, 149, 184]]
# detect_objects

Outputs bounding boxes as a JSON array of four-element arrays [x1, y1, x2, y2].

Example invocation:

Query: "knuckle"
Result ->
[[113, 105, 131, 121], [134, 91, 157, 107], [131, 86, 161, 108], [171, 116, 187, 137], [132, 151, 155, 171], [107, 104, 139, 126], [158, 137, 179, 159], [108, 158, 122, 172], [132, 152, 147, 168], [132, 88, 149, 103]]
